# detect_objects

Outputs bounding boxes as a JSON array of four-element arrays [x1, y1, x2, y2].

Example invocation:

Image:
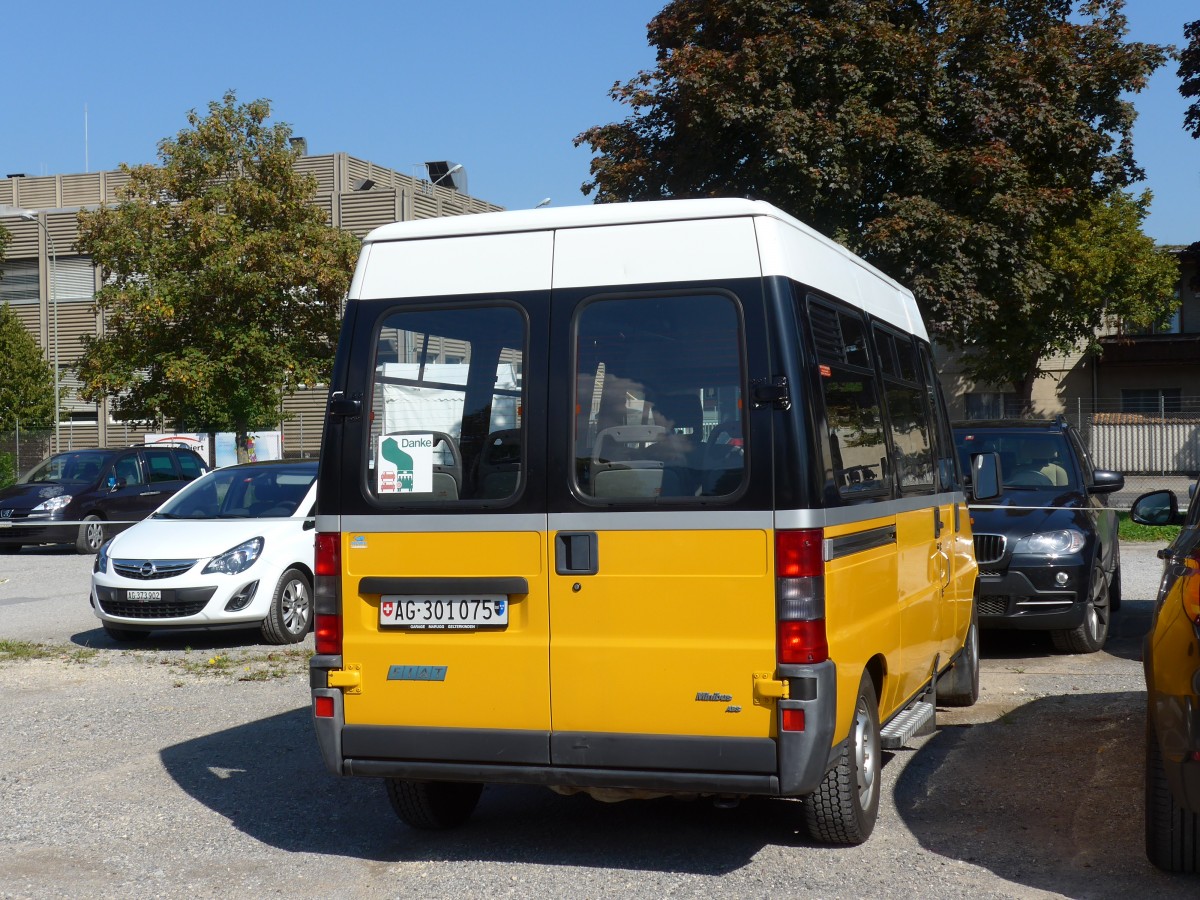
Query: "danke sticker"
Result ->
[[377, 434, 434, 494]]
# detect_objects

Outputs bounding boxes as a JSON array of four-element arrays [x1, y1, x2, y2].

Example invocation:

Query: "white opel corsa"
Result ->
[[90, 460, 318, 644]]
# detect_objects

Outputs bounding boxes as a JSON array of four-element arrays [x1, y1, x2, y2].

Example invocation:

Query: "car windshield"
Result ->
[[954, 431, 1077, 491], [153, 464, 316, 519], [20, 451, 115, 485]]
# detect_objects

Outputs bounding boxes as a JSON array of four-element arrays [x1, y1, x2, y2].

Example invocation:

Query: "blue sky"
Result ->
[[2, 0, 1195, 244]]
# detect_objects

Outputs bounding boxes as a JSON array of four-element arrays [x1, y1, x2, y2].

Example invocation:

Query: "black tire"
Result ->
[[938, 609, 980, 707], [1146, 716, 1200, 872], [1110, 551, 1122, 612], [76, 515, 106, 554], [260, 567, 313, 645], [1051, 563, 1110, 654], [803, 672, 881, 845], [385, 779, 483, 830], [102, 623, 150, 642]]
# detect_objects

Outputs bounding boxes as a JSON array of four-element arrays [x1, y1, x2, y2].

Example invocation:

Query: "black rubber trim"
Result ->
[[549, 731, 776, 773], [343, 725, 550, 765], [358, 576, 529, 596], [345, 759, 781, 795], [826, 526, 896, 559]]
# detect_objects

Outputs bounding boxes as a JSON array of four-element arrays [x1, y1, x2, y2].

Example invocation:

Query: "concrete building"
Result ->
[[0, 152, 502, 457]]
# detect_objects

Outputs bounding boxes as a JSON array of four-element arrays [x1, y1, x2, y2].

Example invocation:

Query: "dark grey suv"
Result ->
[[0, 446, 209, 554], [953, 418, 1124, 653]]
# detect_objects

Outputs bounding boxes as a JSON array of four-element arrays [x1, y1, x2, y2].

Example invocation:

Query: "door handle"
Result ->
[[555, 532, 599, 575]]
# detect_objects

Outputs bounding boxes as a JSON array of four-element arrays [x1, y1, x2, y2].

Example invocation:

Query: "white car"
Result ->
[[90, 460, 318, 644]]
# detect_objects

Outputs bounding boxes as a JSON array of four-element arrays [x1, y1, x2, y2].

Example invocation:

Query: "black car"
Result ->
[[1130, 485, 1200, 872], [953, 418, 1124, 653], [0, 446, 209, 554]]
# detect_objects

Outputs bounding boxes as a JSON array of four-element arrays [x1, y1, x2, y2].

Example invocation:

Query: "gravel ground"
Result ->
[[1, 542, 1198, 899]]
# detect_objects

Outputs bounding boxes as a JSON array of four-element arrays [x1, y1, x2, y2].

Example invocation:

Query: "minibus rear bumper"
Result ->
[[310, 657, 838, 798]]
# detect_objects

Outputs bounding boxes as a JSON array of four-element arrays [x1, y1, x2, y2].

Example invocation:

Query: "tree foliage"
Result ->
[[577, 0, 1169, 395], [0, 301, 56, 430], [1181, 18, 1200, 140], [964, 191, 1179, 395], [75, 91, 360, 458]]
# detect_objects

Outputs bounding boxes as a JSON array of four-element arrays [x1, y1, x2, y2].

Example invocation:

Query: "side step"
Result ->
[[880, 700, 935, 749]]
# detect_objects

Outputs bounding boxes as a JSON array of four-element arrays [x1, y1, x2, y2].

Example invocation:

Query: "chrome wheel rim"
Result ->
[[852, 696, 879, 808], [281, 578, 310, 634], [85, 521, 104, 550]]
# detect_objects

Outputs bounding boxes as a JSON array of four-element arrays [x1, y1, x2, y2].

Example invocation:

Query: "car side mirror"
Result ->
[[970, 452, 1001, 502], [1090, 469, 1124, 495], [1130, 490, 1183, 527]]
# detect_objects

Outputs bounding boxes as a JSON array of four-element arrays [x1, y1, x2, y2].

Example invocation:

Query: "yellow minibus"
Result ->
[[310, 199, 994, 844]]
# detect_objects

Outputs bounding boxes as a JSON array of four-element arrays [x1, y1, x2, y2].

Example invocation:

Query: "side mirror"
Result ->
[[1130, 489, 1183, 527], [970, 452, 1001, 502], [1090, 469, 1125, 495]]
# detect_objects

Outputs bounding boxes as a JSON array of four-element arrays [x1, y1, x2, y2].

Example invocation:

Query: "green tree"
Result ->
[[1181, 18, 1200, 140], [577, 0, 1168, 400], [0, 301, 56, 486], [0, 301, 55, 430], [963, 191, 1179, 398], [75, 91, 360, 460]]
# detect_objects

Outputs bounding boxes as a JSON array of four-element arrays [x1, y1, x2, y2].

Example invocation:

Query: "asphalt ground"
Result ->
[[0, 541, 1197, 898]]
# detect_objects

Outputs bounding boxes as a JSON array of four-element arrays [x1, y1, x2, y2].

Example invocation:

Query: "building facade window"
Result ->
[[964, 391, 1022, 420], [1121, 388, 1182, 416]]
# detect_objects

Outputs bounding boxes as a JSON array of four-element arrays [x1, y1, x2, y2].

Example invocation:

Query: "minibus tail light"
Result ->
[[315, 532, 343, 655], [776, 529, 828, 664]]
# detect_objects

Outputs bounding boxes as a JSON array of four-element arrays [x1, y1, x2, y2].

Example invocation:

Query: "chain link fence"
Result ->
[[6, 401, 1199, 503], [1058, 397, 1200, 508]]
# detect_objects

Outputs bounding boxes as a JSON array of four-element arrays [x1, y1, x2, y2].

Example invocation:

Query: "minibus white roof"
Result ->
[[357, 199, 927, 340]]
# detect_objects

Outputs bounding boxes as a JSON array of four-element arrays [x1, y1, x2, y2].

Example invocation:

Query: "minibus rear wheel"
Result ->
[[386, 779, 483, 830], [802, 672, 881, 845]]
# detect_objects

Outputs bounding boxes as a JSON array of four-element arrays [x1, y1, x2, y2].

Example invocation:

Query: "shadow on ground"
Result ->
[[902, 690, 1200, 897], [159, 707, 822, 874]]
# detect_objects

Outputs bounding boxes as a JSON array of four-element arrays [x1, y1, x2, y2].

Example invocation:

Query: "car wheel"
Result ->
[[1110, 552, 1122, 612], [75, 515, 106, 554], [260, 567, 312, 645], [385, 779, 483, 830], [102, 623, 149, 642], [1051, 563, 1110, 654], [937, 606, 980, 707], [803, 671, 881, 845], [1146, 715, 1200, 872]]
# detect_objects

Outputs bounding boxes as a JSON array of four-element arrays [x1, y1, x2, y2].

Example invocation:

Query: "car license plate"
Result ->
[[127, 589, 161, 602], [380, 595, 508, 630]]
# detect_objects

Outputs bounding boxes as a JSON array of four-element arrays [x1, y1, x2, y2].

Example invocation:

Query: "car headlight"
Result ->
[[32, 494, 72, 513], [1013, 529, 1086, 556], [202, 537, 264, 575], [95, 540, 112, 574]]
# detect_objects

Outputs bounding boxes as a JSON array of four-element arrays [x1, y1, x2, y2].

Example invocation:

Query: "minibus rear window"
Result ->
[[572, 293, 746, 503], [365, 303, 526, 504]]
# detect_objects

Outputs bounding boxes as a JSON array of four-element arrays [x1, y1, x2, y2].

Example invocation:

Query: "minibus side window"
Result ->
[[919, 344, 960, 492], [875, 327, 935, 494], [365, 304, 525, 504], [572, 293, 745, 502], [808, 298, 890, 499]]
